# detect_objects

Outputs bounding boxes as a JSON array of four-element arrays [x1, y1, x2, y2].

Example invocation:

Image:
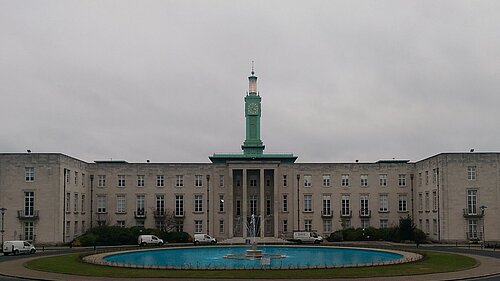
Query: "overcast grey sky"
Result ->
[[1, 1, 499, 163]]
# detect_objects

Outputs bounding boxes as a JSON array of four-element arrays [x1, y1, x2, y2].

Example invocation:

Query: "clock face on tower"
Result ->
[[248, 103, 259, 115]]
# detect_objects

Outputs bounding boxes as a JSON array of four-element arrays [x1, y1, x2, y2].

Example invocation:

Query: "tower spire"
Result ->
[[248, 61, 257, 94]]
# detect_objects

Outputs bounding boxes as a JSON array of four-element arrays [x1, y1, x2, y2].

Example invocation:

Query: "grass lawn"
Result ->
[[26, 250, 477, 279]]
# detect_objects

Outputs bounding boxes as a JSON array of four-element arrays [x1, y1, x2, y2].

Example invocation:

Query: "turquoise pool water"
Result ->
[[103, 246, 403, 269]]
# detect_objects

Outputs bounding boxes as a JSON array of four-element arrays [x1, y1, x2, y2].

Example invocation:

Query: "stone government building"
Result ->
[[0, 72, 498, 245]]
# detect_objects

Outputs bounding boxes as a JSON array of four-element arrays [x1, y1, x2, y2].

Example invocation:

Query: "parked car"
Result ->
[[193, 234, 217, 245], [2, 241, 36, 255], [137, 235, 164, 246], [293, 231, 323, 244]]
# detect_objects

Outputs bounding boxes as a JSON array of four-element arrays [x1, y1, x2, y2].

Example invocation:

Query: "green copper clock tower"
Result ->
[[242, 70, 265, 156]]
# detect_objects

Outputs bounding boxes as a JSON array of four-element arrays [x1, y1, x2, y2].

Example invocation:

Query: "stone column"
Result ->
[[260, 168, 265, 238], [242, 168, 247, 238]]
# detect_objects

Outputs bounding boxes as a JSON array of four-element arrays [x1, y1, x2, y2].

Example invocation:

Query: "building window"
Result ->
[[65, 192, 71, 212], [266, 177, 271, 187], [418, 172, 422, 186], [467, 166, 477, 180], [418, 193, 423, 211], [136, 195, 145, 215], [433, 219, 438, 235], [380, 219, 388, 229], [194, 220, 203, 233], [360, 174, 368, 187], [341, 174, 349, 187], [304, 219, 312, 232], [66, 170, 70, 183], [250, 176, 257, 187], [174, 195, 183, 216], [425, 171, 429, 185], [418, 219, 423, 230], [360, 195, 369, 216], [379, 174, 387, 186], [432, 191, 438, 211], [467, 190, 478, 214], [342, 219, 351, 229], [74, 172, 78, 185], [361, 219, 370, 229], [82, 173, 85, 186], [322, 195, 331, 216], [341, 195, 350, 216], [425, 192, 430, 211], [398, 194, 407, 212], [176, 175, 184, 187], [323, 219, 332, 233], [468, 219, 478, 239], [97, 195, 106, 213], [219, 175, 224, 187], [24, 191, 35, 217], [283, 175, 287, 187], [398, 174, 406, 187], [323, 175, 330, 187], [219, 220, 224, 233], [236, 200, 241, 216], [81, 221, 86, 232], [304, 195, 312, 212], [74, 193, 78, 213], [24, 222, 34, 241], [118, 175, 125, 187], [425, 219, 430, 234], [379, 194, 388, 212], [283, 220, 288, 233], [195, 175, 203, 187], [282, 194, 288, 212], [250, 196, 258, 215], [219, 195, 224, 212], [175, 221, 183, 232], [98, 175, 106, 187], [65, 221, 71, 238], [81, 194, 86, 213], [117, 221, 125, 228], [116, 195, 126, 213], [266, 196, 272, 216], [156, 175, 164, 187], [25, 167, 35, 182], [432, 168, 437, 183], [194, 195, 203, 212], [156, 195, 165, 214], [304, 175, 312, 187]]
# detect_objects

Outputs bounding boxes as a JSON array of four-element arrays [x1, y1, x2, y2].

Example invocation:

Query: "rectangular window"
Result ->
[[176, 175, 184, 187], [432, 168, 437, 183], [304, 219, 312, 232], [117, 221, 125, 228], [425, 192, 430, 211], [81, 194, 86, 213], [175, 221, 183, 232], [116, 195, 126, 213], [304, 194, 312, 212], [81, 221, 86, 233], [65, 192, 71, 212], [219, 175, 224, 187], [379, 174, 387, 186], [433, 219, 438, 235], [322, 175, 330, 187], [418, 172, 422, 186], [97, 195, 106, 213], [266, 196, 272, 216], [283, 175, 287, 187], [468, 219, 478, 239], [175, 195, 184, 216], [74, 221, 78, 235], [74, 193, 78, 212], [156, 194, 165, 214], [322, 195, 331, 216], [360, 174, 368, 187], [75, 172, 78, 185], [250, 196, 258, 215], [25, 167, 35, 182], [250, 176, 257, 187], [361, 219, 370, 229], [194, 194, 203, 212], [467, 166, 477, 180], [425, 171, 429, 185], [398, 194, 408, 212], [380, 219, 388, 229], [24, 222, 34, 240], [282, 194, 288, 212], [283, 220, 288, 233], [66, 170, 70, 183], [323, 219, 332, 233], [419, 219, 423, 230], [467, 190, 478, 214], [418, 193, 423, 211], [82, 173, 85, 186], [136, 195, 145, 215], [118, 175, 125, 187], [219, 220, 224, 233], [137, 175, 145, 187], [219, 195, 225, 212], [24, 191, 35, 216], [379, 194, 388, 212], [194, 220, 203, 233], [425, 219, 430, 234], [65, 221, 70, 238], [341, 195, 350, 216], [236, 200, 241, 216], [304, 175, 312, 187], [398, 174, 406, 187], [98, 175, 106, 187], [341, 174, 349, 187], [360, 195, 369, 216], [195, 175, 203, 187], [156, 175, 164, 187], [432, 191, 438, 211]]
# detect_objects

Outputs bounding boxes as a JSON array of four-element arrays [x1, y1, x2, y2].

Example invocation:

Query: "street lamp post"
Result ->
[[0, 207, 6, 247], [296, 174, 300, 232], [480, 205, 487, 248]]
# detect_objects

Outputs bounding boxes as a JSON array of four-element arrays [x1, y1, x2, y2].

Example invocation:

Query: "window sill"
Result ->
[[115, 212, 127, 215], [96, 212, 107, 214], [218, 211, 226, 214], [73, 212, 79, 214], [425, 210, 430, 213], [432, 210, 438, 213], [397, 211, 409, 213], [378, 210, 389, 213], [302, 211, 314, 213], [193, 211, 205, 214]]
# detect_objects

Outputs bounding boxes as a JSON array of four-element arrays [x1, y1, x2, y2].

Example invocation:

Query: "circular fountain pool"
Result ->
[[86, 246, 420, 269]]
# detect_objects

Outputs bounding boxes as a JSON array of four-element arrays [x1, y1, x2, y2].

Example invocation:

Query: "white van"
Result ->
[[293, 231, 323, 244], [2, 241, 36, 255], [137, 235, 164, 246], [193, 234, 217, 245]]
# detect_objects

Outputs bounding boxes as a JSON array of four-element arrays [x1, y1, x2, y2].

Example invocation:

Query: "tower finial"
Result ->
[[251, 61, 255, 75]]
